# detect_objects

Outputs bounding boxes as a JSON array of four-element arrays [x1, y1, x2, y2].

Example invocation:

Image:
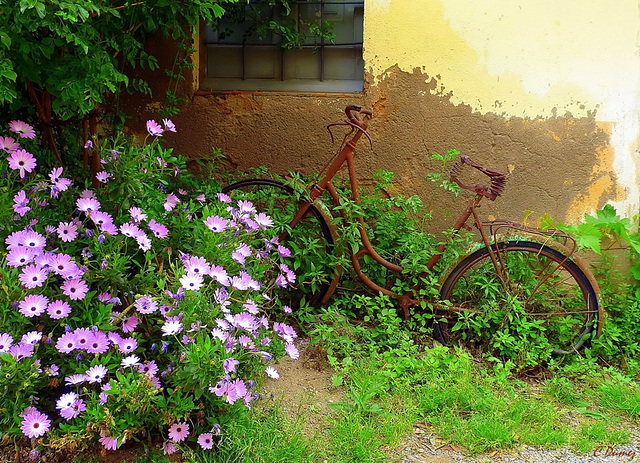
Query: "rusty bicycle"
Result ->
[[222, 105, 602, 355]]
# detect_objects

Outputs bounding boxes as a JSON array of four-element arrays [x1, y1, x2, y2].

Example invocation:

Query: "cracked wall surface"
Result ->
[[125, 0, 640, 226]]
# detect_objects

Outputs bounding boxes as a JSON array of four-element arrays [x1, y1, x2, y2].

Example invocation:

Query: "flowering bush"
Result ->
[[0, 120, 298, 457]]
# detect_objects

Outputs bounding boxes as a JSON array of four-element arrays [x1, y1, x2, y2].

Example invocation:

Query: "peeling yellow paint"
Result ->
[[364, 0, 638, 120], [564, 122, 624, 221], [566, 177, 614, 223]]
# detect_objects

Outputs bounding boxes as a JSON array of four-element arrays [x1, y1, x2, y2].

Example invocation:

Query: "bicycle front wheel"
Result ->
[[222, 179, 338, 307], [438, 241, 599, 355]]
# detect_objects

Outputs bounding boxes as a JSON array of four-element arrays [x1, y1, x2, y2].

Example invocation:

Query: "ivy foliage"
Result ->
[[0, 0, 235, 120]]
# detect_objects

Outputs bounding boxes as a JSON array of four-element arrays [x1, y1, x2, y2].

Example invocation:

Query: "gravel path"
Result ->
[[398, 427, 640, 463]]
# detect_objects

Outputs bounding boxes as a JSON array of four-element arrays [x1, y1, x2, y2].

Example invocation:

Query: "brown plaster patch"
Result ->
[[363, 66, 621, 225]]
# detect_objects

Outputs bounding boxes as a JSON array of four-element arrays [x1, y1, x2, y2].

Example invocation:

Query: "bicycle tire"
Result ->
[[222, 178, 338, 307], [438, 240, 599, 355]]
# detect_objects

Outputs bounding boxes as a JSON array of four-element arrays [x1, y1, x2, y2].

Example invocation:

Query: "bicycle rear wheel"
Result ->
[[438, 241, 599, 355], [222, 179, 338, 307]]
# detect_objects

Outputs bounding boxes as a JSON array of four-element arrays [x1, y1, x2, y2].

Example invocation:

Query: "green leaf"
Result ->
[[0, 33, 11, 49], [584, 204, 631, 235]]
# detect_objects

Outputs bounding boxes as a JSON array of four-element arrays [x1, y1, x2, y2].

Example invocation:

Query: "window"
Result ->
[[204, 1, 364, 92]]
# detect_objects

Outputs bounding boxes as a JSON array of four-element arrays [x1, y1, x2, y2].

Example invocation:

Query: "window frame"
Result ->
[[201, 0, 364, 93]]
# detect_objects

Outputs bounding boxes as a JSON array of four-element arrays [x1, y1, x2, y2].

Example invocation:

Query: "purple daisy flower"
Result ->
[[253, 212, 274, 228], [55, 332, 79, 354], [56, 221, 79, 242], [49, 167, 73, 197], [209, 266, 230, 286], [217, 192, 232, 203], [0, 333, 14, 352], [146, 120, 164, 136], [163, 193, 180, 211], [21, 331, 42, 345], [52, 253, 79, 277], [121, 355, 140, 367], [180, 272, 204, 291], [0, 135, 20, 152], [61, 278, 89, 300], [56, 392, 79, 410], [265, 366, 280, 379], [18, 294, 49, 317], [168, 422, 190, 442], [277, 245, 292, 257], [95, 171, 112, 183], [86, 364, 108, 383], [90, 210, 114, 228], [273, 322, 297, 343], [203, 215, 230, 233], [161, 320, 183, 336], [134, 296, 158, 314], [138, 361, 159, 377], [147, 219, 169, 238], [185, 256, 211, 275], [35, 252, 56, 271], [9, 120, 36, 139], [122, 315, 139, 333], [225, 379, 248, 404], [163, 441, 177, 455], [237, 200, 256, 214], [275, 274, 288, 287], [60, 399, 86, 420], [162, 118, 177, 132], [12, 190, 31, 217], [285, 343, 300, 359], [86, 331, 110, 354], [6, 247, 35, 267], [47, 300, 71, 320], [230, 271, 257, 291], [117, 337, 138, 354], [119, 222, 143, 238], [128, 206, 147, 222], [76, 197, 101, 213], [19, 230, 46, 250], [197, 433, 214, 449], [99, 434, 118, 451], [223, 357, 239, 374], [10, 342, 34, 361], [7, 149, 36, 178], [20, 409, 51, 438], [135, 233, 152, 251], [65, 374, 87, 385], [231, 243, 252, 264], [5, 229, 27, 249], [232, 312, 258, 331], [72, 328, 92, 350], [280, 263, 296, 283]]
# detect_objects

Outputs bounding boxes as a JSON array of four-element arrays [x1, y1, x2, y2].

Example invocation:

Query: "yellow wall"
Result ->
[[364, 0, 640, 218]]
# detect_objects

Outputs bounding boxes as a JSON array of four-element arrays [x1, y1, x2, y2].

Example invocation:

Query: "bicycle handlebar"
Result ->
[[450, 155, 509, 201], [345, 105, 373, 125]]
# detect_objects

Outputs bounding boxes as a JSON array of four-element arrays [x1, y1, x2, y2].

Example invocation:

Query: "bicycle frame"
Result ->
[[284, 111, 490, 304], [280, 106, 603, 333]]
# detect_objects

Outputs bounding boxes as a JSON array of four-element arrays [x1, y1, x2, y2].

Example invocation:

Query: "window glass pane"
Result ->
[[207, 46, 243, 78], [245, 47, 282, 79], [284, 49, 321, 80], [324, 47, 363, 80]]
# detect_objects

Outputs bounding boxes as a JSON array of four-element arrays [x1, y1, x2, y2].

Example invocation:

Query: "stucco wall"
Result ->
[[126, 0, 640, 227]]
